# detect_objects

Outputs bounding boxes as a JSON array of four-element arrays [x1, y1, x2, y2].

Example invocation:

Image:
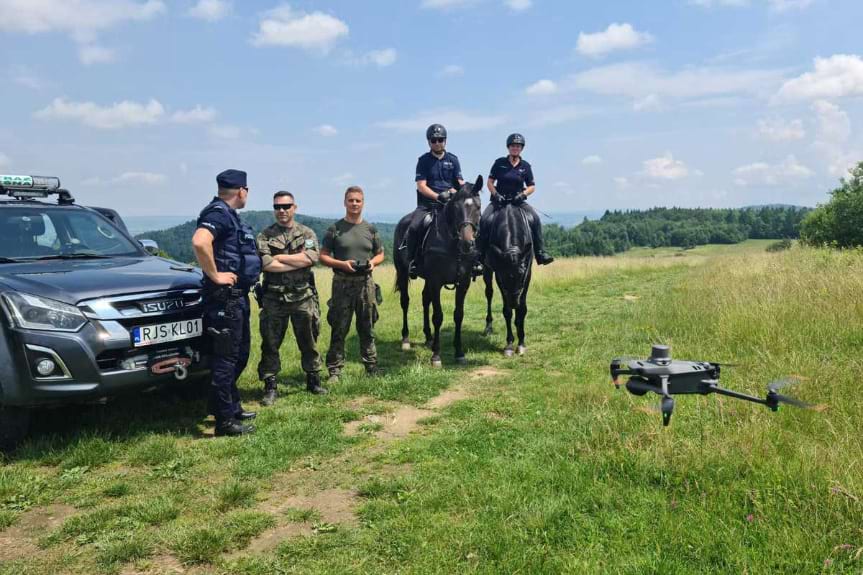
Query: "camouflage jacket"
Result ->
[[256, 222, 319, 302]]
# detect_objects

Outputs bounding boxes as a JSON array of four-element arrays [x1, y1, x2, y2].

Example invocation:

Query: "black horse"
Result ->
[[394, 176, 483, 366], [481, 198, 533, 357]]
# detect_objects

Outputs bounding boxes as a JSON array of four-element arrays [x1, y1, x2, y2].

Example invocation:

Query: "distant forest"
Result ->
[[138, 205, 810, 262], [137, 211, 396, 264], [543, 206, 811, 256]]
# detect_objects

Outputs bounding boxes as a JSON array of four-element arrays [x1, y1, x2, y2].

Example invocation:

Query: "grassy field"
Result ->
[[1, 240, 862, 574]]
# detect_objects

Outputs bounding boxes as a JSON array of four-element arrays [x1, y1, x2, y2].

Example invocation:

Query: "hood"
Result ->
[[0, 257, 203, 305]]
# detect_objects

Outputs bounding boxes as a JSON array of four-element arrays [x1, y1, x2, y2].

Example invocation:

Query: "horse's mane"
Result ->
[[490, 204, 532, 254]]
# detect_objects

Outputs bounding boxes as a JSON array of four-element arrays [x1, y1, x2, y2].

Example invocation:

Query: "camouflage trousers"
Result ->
[[325, 274, 379, 375], [257, 292, 321, 379]]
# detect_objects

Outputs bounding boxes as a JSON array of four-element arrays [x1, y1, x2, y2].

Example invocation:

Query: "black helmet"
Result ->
[[426, 124, 447, 141], [506, 133, 526, 147]]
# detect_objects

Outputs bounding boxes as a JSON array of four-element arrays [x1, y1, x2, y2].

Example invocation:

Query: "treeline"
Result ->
[[137, 212, 396, 263], [800, 161, 863, 248], [544, 206, 810, 257]]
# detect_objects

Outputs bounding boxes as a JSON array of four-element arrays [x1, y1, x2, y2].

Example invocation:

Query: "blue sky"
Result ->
[[1, 0, 862, 217]]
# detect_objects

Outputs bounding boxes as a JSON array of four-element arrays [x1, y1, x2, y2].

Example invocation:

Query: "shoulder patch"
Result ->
[[305, 239, 315, 249]]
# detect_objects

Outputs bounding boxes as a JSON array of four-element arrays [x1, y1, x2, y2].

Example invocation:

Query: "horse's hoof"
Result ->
[[455, 356, 467, 365], [503, 348, 514, 358], [401, 341, 411, 351], [483, 325, 493, 337], [517, 345, 527, 356], [431, 356, 442, 368]]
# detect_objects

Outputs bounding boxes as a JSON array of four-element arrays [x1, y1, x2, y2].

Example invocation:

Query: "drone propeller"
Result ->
[[767, 375, 806, 392], [768, 392, 813, 409]]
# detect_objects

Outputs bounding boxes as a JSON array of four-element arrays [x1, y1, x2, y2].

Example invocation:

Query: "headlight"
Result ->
[[1, 292, 87, 332]]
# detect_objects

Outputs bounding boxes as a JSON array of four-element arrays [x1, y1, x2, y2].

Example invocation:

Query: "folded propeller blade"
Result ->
[[768, 376, 805, 392], [772, 392, 813, 409]]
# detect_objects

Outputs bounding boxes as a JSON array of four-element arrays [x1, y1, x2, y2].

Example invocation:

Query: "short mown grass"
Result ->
[[1, 241, 861, 574]]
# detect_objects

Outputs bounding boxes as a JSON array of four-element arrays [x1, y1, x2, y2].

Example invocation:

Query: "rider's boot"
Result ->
[[530, 214, 555, 265]]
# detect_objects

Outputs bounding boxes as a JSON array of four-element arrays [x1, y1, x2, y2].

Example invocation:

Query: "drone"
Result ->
[[610, 345, 813, 426]]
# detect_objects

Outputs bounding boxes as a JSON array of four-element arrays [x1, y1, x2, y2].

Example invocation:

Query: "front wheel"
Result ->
[[0, 405, 31, 453]]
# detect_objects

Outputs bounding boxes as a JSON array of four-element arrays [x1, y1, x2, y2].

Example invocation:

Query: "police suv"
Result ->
[[0, 175, 209, 449]]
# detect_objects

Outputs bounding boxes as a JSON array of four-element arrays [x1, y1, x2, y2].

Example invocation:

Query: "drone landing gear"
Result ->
[[661, 396, 674, 426]]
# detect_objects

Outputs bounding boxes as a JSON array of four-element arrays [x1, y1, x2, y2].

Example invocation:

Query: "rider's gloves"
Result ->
[[491, 194, 503, 206], [513, 192, 527, 205], [437, 190, 453, 203]]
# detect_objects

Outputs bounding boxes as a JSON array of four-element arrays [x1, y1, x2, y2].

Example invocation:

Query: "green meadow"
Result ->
[[1, 240, 861, 574]]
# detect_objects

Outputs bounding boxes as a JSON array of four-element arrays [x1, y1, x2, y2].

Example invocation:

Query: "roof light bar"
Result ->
[[0, 175, 61, 192]]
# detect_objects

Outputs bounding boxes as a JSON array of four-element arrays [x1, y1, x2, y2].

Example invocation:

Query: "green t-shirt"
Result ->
[[322, 219, 383, 274]]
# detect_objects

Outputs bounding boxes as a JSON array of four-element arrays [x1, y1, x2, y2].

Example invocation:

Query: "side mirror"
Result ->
[[139, 239, 159, 255]]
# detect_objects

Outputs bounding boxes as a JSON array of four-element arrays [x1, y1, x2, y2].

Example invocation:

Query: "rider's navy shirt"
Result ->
[[415, 151, 463, 207], [196, 197, 235, 242], [489, 157, 535, 199]]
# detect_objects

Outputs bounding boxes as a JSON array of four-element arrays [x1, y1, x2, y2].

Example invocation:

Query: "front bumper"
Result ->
[[0, 291, 211, 407]]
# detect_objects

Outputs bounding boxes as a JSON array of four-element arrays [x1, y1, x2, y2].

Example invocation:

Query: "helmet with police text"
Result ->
[[506, 133, 526, 147], [426, 124, 447, 141]]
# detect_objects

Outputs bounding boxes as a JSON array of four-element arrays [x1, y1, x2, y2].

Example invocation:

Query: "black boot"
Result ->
[[408, 260, 419, 280], [261, 376, 277, 406], [306, 372, 328, 395], [215, 419, 255, 437], [234, 409, 257, 421], [535, 250, 555, 265]]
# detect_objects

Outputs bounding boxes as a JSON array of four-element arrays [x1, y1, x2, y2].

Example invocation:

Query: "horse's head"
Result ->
[[489, 203, 532, 307], [445, 175, 483, 254]]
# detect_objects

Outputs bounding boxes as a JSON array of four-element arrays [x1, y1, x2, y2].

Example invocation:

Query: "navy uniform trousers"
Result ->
[[203, 292, 250, 423]]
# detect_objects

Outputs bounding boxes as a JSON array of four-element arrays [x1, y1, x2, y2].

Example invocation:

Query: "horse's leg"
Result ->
[[454, 283, 469, 364], [430, 285, 443, 367], [516, 274, 530, 356], [483, 268, 494, 336], [422, 282, 433, 349], [502, 299, 515, 357], [398, 270, 411, 351]]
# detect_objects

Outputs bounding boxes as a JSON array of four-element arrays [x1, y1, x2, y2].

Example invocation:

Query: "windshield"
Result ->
[[0, 207, 143, 260]]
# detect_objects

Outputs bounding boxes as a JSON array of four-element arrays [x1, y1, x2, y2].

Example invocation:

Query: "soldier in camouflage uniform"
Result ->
[[319, 186, 385, 383], [256, 190, 326, 404]]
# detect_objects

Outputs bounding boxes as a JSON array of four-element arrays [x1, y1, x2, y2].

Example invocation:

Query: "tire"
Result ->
[[0, 405, 31, 453]]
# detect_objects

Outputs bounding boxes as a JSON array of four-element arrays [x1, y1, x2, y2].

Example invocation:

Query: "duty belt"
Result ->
[[334, 272, 372, 281]]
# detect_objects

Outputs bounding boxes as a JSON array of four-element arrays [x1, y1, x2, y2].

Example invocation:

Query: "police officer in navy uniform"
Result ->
[[191, 169, 262, 437], [405, 124, 465, 278], [481, 133, 554, 265]]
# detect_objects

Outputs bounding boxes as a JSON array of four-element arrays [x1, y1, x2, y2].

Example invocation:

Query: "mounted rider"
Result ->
[[480, 133, 554, 266], [405, 123, 465, 278]]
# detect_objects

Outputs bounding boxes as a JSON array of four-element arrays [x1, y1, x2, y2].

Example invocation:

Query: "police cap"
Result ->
[[216, 169, 247, 189]]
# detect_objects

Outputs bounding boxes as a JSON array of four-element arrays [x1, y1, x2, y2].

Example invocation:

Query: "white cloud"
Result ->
[[378, 109, 507, 133], [570, 61, 783, 104], [505, 0, 532, 10], [733, 155, 813, 186], [642, 153, 690, 180], [208, 124, 251, 139], [614, 176, 630, 188], [251, 5, 349, 53], [420, 0, 479, 8], [576, 23, 653, 58], [332, 172, 354, 186], [776, 54, 863, 101], [12, 68, 45, 89], [525, 79, 558, 96], [188, 0, 231, 22], [170, 105, 217, 124], [439, 64, 464, 77], [0, 0, 165, 39], [689, 0, 813, 9], [34, 97, 164, 129], [363, 48, 397, 67], [78, 44, 116, 65], [0, 152, 10, 168], [768, 0, 814, 11], [812, 100, 859, 177], [582, 155, 603, 165], [757, 117, 805, 141], [113, 172, 167, 185], [632, 93, 662, 112], [314, 124, 338, 136]]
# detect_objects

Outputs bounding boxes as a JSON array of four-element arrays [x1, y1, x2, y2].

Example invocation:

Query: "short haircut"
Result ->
[[218, 187, 239, 198], [344, 186, 364, 199], [273, 190, 294, 201]]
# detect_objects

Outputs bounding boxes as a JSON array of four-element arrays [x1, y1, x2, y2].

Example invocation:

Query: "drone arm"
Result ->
[[705, 383, 770, 408]]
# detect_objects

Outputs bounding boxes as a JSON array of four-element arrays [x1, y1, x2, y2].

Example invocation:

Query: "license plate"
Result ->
[[132, 319, 202, 347]]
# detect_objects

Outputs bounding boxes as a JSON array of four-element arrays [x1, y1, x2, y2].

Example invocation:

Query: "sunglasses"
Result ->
[[430, 138, 446, 144], [273, 204, 294, 211]]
